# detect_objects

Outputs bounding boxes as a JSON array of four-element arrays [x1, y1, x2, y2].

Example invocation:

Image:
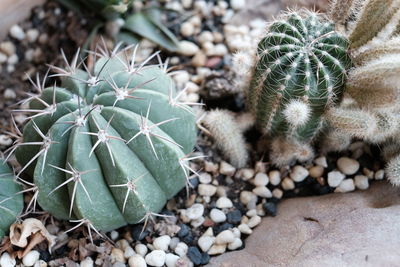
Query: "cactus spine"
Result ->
[[0, 159, 23, 240], [11, 46, 197, 232], [246, 11, 351, 144]]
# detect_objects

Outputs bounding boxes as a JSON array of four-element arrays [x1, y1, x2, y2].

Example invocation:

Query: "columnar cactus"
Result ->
[[246, 11, 351, 143], [0, 159, 23, 240], [12, 46, 197, 232]]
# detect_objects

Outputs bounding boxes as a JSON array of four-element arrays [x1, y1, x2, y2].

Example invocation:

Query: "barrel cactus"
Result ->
[[13, 46, 197, 232], [243, 11, 352, 143], [0, 159, 23, 240]]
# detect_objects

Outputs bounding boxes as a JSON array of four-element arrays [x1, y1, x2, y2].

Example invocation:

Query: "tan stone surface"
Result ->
[[0, 0, 45, 40], [207, 182, 400, 267]]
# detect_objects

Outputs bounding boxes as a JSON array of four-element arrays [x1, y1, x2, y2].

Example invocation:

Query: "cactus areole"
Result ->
[[14, 47, 197, 231], [248, 12, 352, 143]]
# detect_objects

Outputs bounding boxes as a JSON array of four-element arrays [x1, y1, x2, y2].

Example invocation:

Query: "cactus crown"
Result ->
[[0, 159, 23, 240], [11, 45, 197, 232], [247, 11, 351, 143]]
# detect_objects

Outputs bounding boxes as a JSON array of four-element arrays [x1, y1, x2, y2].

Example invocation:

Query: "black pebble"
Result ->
[[226, 210, 242, 224], [201, 252, 211, 265], [181, 231, 195, 245], [39, 249, 51, 261], [213, 222, 233, 235], [189, 177, 200, 188], [188, 247, 203, 265], [177, 223, 190, 238], [263, 202, 277, 217], [131, 225, 149, 241]]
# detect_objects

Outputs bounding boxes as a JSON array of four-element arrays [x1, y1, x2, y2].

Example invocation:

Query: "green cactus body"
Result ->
[[0, 159, 23, 240], [248, 12, 351, 143], [15, 50, 197, 231]]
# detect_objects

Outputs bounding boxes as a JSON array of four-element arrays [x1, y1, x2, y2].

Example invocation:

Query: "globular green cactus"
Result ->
[[0, 159, 23, 240], [11, 46, 197, 232], [245, 11, 351, 144]]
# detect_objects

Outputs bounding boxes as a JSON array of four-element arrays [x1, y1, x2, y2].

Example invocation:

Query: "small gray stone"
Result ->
[[337, 157, 360, 175], [290, 166, 309, 182], [335, 179, 355, 193], [354, 175, 369, 190], [327, 171, 346, 187]]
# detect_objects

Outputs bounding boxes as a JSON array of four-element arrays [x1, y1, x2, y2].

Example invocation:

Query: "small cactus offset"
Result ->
[[11, 45, 197, 232], [0, 159, 23, 240], [245, 11, 351, 144]]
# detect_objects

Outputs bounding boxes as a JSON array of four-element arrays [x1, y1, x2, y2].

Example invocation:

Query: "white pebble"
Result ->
[[335, 179, 355, 193], [174, 242, 188, 257], [0, 42, 16, 56], [337, 157, 360, 175], [252, 186, 272, 198], [181, 0, 193, 8], [314, 156, 328, 167], [173, 71, 190, 88], [9, 24, 25, 40], [216, 197, 233, 208], [197, 31, 214, 44], [281, 177, 295, 190], [124, 247, 135, 258], [290, 165, 309, 182], [153, 235, 171, 251], [208, 244, 227, 255], [198, 236, 215, 252], [178, 40, 199, 56], [191, 216, 205, 228], [134, 244, 148, 257], [228, 238, 243, 250], [22, 251, 40, 267], [327, 171, 346, 187], [7, 54, 18, 65], [215, 230, 235, 244], [354, 175, 369, 190], [375, 169, 385, 180], [247, 215, 261, 228], [185, 203, 204, 220], [110, 230, 119, 240], [180, 22, 195, 37], [0, 52, 7, 63], [0, 253, 16, 267], [26, 29, 39, 43], [145, 250, 166, 267], [0, 135, 13, 146], [238, 223, 252, 234], [210, 209, 226, 223], [220, 161, 236, 176], [128, 255, 146, 267], [111, 248, 125, 263], [199, 172, 212, 184], [33, 260, 47, 267], [231, 0, 246, 10], [253, 172, 269, 186], [211, 44, 228, 56], [237, 168, 254, 181], [269, 170, 281, 185], [272, 188, 283, 199], [165, 253, 180, 267], [80, 257, 94, 267], [198, 184, 217, 196]]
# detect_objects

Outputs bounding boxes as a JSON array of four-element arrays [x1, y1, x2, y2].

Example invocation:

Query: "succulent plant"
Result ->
[[244, 11, 351, 144], [11, 46, 197, 232], [56, 0, 179, 52], [0, 159, 23, 240]]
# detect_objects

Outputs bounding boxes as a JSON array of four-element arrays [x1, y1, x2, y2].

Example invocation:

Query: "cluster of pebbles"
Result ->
[[0, 0, 388, 266]]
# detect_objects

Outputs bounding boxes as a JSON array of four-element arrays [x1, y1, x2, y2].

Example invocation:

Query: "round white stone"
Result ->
[[26, 29, 39, 43], [238, 224, 252, 234], [208, 244, 227, 255], [314, 156, 328, 167], [134, 244, 148, 257], [124, 246, 135, 258], [220, 161, 236, 176], [153, 235, 171, 251], [22, 251, 40, 267], [9, 24, 25, 40], [231, 0, 246, 10], [128, 254, 146, 267], [240, 191, 257, 205], [327, 171, 346, 187], [269, 170, 281, 185], [247, 215, 261, 228], [180, 22, 195, 37], [174, 242, 188, 257], [354, 175, 369, 190], [228, 238, 243, 250], [165, 253, 180, 267], [216, 196, 233, 209], [272, 188, 283, 199], [198, 236, 215, 252], [80, 257, 94, 267], [290, 166, 309, 182], [199, 172, 212, 184], [252, 186, 272, 198], [0, 252, 16, 267], [335, 179, 355, 193], [375, 170, 385, 180], [178, 40, 199, 56], [185, 203, 204, 220], [215, 230, 235, 244], [145, 250, 166, 267], [253, 172, 269, 186], [337, 157, 360, 175], [210, 208, 227, 223], [309, 165, 324, 178], [198, 184, 217, 196]]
